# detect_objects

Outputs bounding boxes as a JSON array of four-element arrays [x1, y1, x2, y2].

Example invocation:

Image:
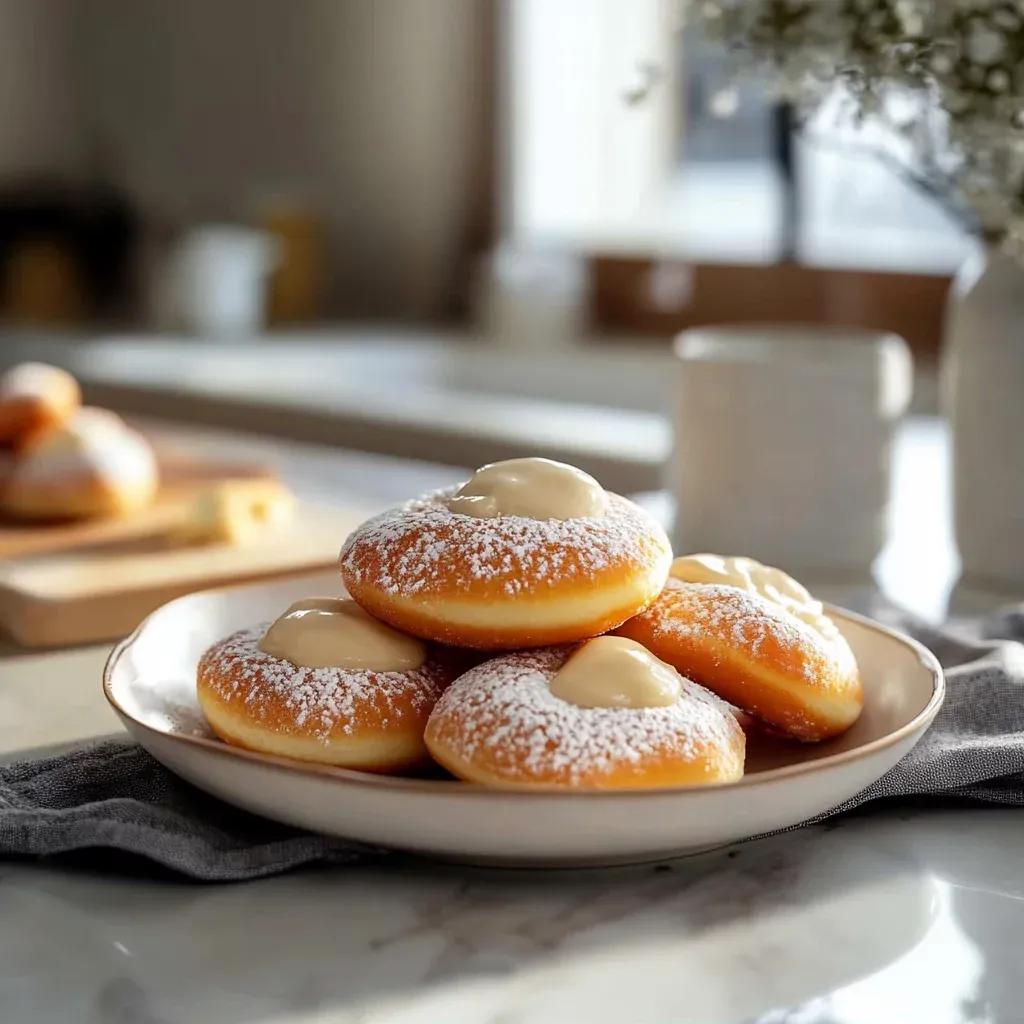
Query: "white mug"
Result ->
[[671, 325, 913, 579], [476, 242, 587, 350], [166, 225, 281, 340]]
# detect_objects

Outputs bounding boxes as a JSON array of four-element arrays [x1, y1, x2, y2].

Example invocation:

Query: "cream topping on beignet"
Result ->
[[258, 597, 427, 671], [447, 457, 608, 520], [550, 636, 681, 709], [669, 554, 837, 640]]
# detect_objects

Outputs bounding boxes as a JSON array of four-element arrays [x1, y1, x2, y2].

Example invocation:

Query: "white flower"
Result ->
[[992, 9, 1022, 31], [945, 91, 971, 113], [989, 69, 1011, 93], [895, 0, 925, 36], [709, 87, 740, 118], [965, 20, 1007, 66], [682, 0, 1024, 258]]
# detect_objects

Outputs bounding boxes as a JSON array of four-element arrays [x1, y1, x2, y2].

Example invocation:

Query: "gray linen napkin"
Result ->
[[3, 607, 1024, 881]]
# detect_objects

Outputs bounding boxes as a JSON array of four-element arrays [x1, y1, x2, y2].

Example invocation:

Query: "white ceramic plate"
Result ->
[[104, 571, 944, 866]]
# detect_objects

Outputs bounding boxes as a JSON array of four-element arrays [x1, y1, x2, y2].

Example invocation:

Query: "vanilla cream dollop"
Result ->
[[258, 597, 427, 671], [446, 457, 607, 520], [550, 636, 682, 709], [670, 554, 836, 638]]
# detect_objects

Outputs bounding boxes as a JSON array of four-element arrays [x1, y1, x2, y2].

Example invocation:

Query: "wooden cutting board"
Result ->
[[0, 455, 373, 648]]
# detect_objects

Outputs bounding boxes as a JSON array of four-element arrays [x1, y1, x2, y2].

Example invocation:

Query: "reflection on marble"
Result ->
[[2, 808, 1023, 1023], [752, 881, 985, 1024]]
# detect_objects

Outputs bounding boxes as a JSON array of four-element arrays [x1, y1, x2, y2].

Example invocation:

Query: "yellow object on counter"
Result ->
[[262, 204, 324, 323], [4, 240, 85, 325], [173, 478, 297, 546]]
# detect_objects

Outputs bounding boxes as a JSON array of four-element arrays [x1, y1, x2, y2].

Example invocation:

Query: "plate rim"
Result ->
[[102, 576, 945, 799]]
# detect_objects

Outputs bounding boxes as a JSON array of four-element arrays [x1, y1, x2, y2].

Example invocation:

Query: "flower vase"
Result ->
[[944, 244, 1024, 591]]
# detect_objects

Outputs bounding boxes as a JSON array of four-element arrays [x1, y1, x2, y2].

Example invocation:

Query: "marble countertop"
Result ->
[[3, 807, 1021, 1023], [2, 420, 1020, 1023]]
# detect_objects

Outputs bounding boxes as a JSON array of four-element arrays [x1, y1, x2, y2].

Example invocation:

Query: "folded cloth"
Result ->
[[0, 742, 378, 881], [3, 606, 1024, 881], [813, 612, 1024, 812]]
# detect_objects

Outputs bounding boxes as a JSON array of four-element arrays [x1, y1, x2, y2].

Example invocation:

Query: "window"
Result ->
[[508, 1, 969, 274]]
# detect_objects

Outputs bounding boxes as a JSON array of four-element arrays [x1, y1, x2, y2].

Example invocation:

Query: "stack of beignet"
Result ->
[[197, 457, 863, 788], [0, 363, 158, 521]]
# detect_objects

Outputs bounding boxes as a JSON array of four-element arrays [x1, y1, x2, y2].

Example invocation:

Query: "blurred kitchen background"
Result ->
[[0, 0, 971, 618]]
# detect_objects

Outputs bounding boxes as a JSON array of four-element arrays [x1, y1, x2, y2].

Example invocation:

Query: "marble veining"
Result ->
[[1, 808, 1023, 1023]]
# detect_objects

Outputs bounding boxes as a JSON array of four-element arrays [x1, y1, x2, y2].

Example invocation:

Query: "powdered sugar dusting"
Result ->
[[643, 579, 856, 688], [0, 362, 68, 399], [427, 647, 742, 786], [340, 489, 670, 598], [15, 411, 157, 487], [199, 625, 451, 743]]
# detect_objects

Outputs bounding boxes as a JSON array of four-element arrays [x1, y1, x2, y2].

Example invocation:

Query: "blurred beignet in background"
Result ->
[[2, 407, 159, 520], [0, 363, 81, 447]]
